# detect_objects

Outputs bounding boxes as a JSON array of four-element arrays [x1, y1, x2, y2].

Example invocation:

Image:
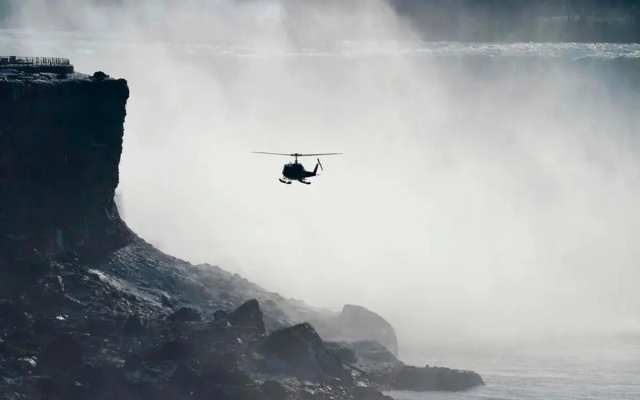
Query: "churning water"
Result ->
[[390, 335, 640, 399]]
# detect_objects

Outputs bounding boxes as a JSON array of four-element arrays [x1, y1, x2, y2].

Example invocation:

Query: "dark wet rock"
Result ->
[[32, 375, 83, 400], [6, 329, 34, 343], [93, 71, 108, 80], [189, 367, 261, 400], [168, 364, 199, 391], [161, 293, 176, 307], [123, 352, 143, 370], [262, 379, 289, 399], [325, 342, 358, 364], [348, 340, 401, 365], [64, 364, 136, 400], [28, 275, 68, 313], [43, 334, 83, 367], [0, 230, 484, 400], [261, 323, 345, 380], [79, 364, 123, 386], [122, 314, 144, 334], [36, 376, 56, 396], [37, 274, 65, 294], [1, 341, 34, 359], [4, 330, 38, 356], [228, 298, 266, 336], [13, 356, 38, 375], [83, 318, 118, 336], [147, 339, 195, 363], [352, 386, 394, 400], [214, 309, 229, 321], [0, 300, 20, 319], [325, 339, 404, 384], [166, 307, 201, 322], [328, 339, 484, 392], [203, 366, 253, 387], [33, 318, 57, 336], [0, 300, 27, 327], [388, 365, 485, 392]]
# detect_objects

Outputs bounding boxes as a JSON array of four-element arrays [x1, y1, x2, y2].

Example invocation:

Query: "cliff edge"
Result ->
[[0, 57, 131, 264], [0, 58, 484, 399]]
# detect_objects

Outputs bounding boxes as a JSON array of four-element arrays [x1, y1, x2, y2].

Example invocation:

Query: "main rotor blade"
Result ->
[[296, 153, 343, 156], [252, 151, 343, 157], [251, 151, 293, 156]]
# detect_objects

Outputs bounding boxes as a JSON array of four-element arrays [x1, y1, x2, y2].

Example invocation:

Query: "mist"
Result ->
[[4, 0, 640, 352]]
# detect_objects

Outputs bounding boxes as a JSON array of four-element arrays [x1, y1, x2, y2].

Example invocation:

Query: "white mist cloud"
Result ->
[[4, 0, 640, 353]]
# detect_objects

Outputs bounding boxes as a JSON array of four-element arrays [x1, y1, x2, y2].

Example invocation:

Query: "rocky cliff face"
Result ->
[[0, 58, 484, 399], [0, 60, 131, 263]]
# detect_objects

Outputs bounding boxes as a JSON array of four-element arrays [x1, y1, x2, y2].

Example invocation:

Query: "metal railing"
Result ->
[[0, 56, 71, 67], [0, 56, 74, 73]]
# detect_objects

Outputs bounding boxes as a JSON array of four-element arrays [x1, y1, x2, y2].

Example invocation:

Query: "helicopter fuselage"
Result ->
[[282, 162, 316, 180], [252, 151, 340, 185]]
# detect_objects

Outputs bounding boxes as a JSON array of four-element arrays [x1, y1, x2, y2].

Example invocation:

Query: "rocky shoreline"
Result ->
[[0, 238, 484, 399], [0, 59, 484, 399]]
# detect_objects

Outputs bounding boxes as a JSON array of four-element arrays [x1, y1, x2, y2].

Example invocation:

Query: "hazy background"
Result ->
[[3, 0, 640, 351]]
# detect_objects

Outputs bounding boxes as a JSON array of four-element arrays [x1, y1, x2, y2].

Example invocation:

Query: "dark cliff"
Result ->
[[0, 57, 131, 263], [0, 57, 483, 399]]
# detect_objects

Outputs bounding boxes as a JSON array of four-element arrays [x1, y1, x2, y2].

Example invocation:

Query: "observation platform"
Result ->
[[0, 56, 74, 73]]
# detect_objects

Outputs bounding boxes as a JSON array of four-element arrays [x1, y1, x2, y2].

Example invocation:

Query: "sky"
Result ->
[[3, 0, 640, 351]]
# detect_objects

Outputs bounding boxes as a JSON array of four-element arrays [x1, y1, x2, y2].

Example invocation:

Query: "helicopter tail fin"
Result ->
[[313, 158, 323, 176]]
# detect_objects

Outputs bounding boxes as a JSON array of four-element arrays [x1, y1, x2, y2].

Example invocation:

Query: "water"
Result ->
[[390, 336, 640, 399], [2, 31, 640, 57], [2, 32, 640, 399]]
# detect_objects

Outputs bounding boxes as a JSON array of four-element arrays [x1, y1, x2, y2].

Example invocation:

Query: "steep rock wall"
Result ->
[[0, 58, 131, 262]]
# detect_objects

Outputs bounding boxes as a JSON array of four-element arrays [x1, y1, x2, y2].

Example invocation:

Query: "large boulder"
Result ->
[[388, 365, 485, 392], [352, 386, 394, 400], [166, 307, 202, 323], [326, 340, 484, 393], [260, 322, 346, 381], [338, 305, 398, 357], [313, 305, 399, 357], [228, 299, 266, 336], [166, 363, 261, 400]]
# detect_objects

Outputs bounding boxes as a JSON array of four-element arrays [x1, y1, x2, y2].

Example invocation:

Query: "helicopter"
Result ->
[[252, 151, 342, 184]]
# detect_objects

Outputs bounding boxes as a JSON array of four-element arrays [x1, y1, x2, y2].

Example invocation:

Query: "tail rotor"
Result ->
[[317, 158, 324, 172]]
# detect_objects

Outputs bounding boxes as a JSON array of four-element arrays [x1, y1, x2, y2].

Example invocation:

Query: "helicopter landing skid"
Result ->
[[279, 178, 292, 184], [299, 180, 311, 185]]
